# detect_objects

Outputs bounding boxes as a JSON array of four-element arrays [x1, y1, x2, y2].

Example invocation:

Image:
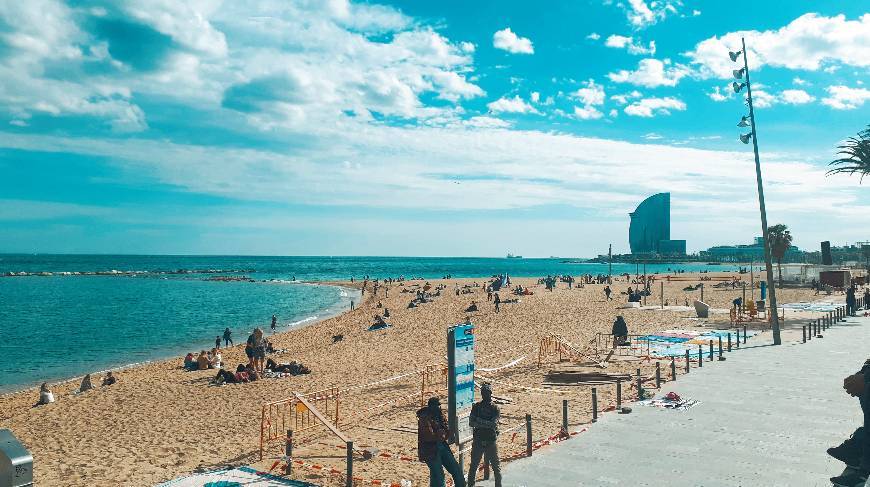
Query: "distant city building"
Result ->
[[628, 192, 686, 256], [702, 236, 802, 262]]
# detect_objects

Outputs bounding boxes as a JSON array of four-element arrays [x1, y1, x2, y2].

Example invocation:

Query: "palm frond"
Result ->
[[827, 125, 870, 181]]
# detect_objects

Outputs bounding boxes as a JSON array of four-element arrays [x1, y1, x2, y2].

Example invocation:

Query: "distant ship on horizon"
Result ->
[[506, 253, 523, 259]]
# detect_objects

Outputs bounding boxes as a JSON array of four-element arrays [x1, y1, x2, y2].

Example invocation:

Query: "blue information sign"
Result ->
[[447, 322, 475, 444]]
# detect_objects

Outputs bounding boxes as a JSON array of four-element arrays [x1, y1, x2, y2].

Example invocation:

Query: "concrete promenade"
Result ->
[[491, 313, 868, 487]]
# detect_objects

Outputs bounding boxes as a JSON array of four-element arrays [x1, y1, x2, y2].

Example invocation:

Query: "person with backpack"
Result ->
[[467, 383, 501, 487], [417, 397, 465, 487]]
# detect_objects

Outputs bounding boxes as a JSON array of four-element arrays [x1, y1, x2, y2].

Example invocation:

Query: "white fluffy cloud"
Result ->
[[707, 86, 730, 102], [686, 13, 870, 79], [751, 90, 777, 109], [0, 0, 486, 131], [571, 79, 605, 120], [572, 80, 606, 106], [574, 106, 603, 120], [586, 32, 601, 41], [618, 0, 681, 28], [610, 91, 642, 105], [624, 97, 686, 117], [487, 95, 539, 114], [822, 85, 870, 110], [604, 35, 656, 55], [608, 59, 691, 87], [493, 27, 534, 54], [780, 89, 815, 105]]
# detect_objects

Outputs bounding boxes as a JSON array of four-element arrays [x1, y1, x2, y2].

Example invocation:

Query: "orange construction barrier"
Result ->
[[259, 387, 339, 460]]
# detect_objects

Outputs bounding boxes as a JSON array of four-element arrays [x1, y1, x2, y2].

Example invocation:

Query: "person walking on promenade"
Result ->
[[847, 287, 857, 317], [223, 327, 233, 347], [828, 358, 870, 486], [467, 383, 501, 487], [417, 397, 465, 487], [493, 293, 500, 313]]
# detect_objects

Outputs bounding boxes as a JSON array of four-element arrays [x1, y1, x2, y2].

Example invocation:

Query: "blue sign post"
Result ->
[[447, 322, 475, 444]]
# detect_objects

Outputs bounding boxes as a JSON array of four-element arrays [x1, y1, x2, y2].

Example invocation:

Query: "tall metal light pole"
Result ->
[[730, 37, 781, 345]]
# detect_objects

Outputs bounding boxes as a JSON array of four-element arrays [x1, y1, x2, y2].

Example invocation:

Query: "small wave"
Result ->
[[287, 316, 317, 327]]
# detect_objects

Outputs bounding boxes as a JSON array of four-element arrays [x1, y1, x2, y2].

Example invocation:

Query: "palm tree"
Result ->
[[768, 224, 793, 287], [827, 125, 870, 181]]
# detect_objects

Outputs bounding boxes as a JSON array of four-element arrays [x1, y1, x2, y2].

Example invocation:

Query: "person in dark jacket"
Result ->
[[612, 315, 629, 347], [467, 383, 501, 487], [828, 358, 870, 486], [417, 397, 465, 487]]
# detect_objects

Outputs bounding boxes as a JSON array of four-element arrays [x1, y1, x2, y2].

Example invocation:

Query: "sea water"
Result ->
[[0, 255, 736, 391]]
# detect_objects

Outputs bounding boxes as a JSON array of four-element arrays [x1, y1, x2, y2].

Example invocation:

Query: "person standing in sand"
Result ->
[[493, 293, 500, 313], [250, 328, 267, 373], [223, 327, 233, 347], [604, 285, 612, 301], [467, 383, 501, 487], [271, 315, 277, 332], [215, 335, 221, 350], [417, 397, 465, 487]]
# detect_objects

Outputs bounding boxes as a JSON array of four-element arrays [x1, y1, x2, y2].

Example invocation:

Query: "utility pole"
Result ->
[[608, 244, 612, 284], [736, 37, 781, 344]]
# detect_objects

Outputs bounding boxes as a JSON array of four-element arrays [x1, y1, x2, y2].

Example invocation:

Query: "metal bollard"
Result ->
[[526, 414, 533, 456], [655, 362, 661, 388], [636, 368, 643, 399], [743, 325, 747, 344], [616, 378, 622, 410], [802, 325, 806, 343], [685, 349, 690, 373], [285, 430, 294, 475], [346, 441, 353, 487], [728, 333, 732, 352], [736, 328, 740, 348], [671, 356, 677, 381], [709, 340, 714, 361], [718, 336, 724, 360], [562, 399, 568, 433], [698, 345, 703, 367], [591, 388, 598, 422]]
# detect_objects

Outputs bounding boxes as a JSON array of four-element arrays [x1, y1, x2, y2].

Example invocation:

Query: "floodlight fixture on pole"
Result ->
[[737, 115, 751, 127], [729, 37, 781, 345], [732, 82, 745, 93], [732, 68, 746, 79]]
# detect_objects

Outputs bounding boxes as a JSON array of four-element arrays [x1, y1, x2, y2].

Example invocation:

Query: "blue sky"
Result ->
[[1, 0, 868, 257]]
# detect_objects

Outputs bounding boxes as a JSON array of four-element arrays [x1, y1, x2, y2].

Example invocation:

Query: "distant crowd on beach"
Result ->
[[36, 371, 117, 407], [184, 317, 311, 386]]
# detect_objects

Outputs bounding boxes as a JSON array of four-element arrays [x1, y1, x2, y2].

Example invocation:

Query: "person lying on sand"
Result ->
[[266, 358, 311, 375], [369, 315, 391, 331]]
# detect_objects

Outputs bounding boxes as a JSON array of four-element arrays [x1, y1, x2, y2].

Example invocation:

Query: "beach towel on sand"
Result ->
[[157, 466, 317, 486]]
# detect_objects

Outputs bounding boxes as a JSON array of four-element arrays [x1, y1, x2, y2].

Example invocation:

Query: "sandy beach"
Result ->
[[0, 272, 833, 486]]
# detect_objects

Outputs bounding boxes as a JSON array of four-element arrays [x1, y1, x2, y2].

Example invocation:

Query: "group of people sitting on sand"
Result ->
[[184, 348, 222, 371], [36, 371, 117, 407]]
